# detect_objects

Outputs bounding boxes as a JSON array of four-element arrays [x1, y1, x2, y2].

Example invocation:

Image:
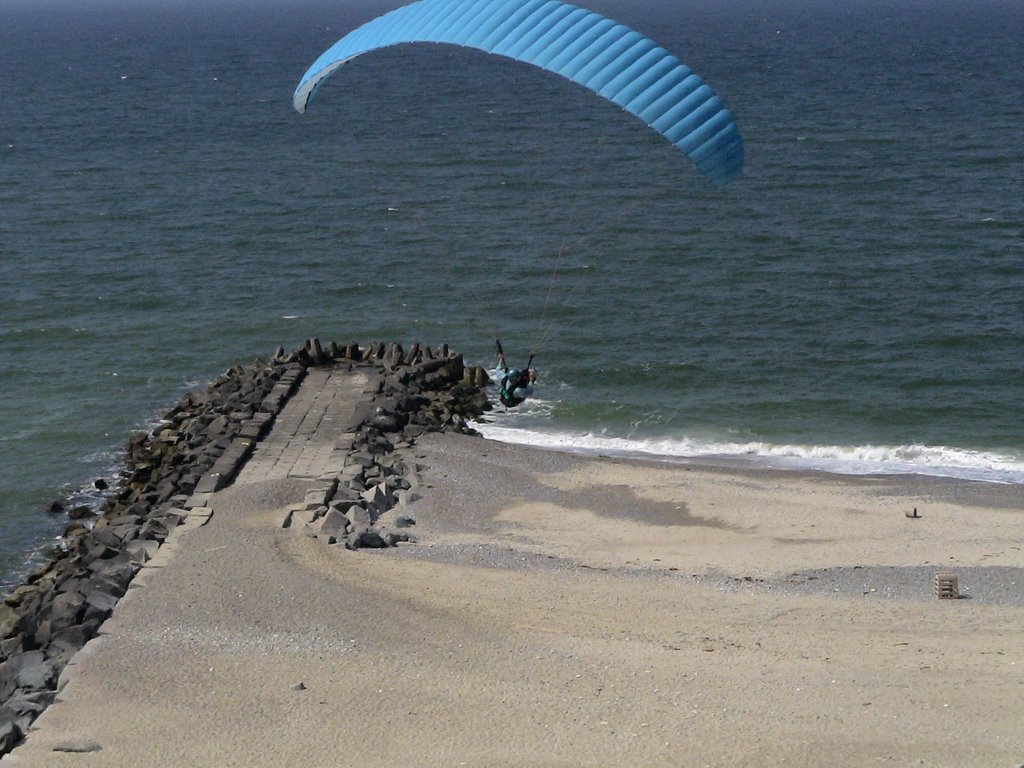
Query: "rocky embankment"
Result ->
[[0, 340, 490, 756]]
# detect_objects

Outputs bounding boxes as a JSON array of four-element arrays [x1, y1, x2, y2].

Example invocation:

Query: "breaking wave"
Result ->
[[475, 422, 1024, 484]]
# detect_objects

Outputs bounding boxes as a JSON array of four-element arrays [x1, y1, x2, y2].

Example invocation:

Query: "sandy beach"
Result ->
[[6, 430, 1024, 767]]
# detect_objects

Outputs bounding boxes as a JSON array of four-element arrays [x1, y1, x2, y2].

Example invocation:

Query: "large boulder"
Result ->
[[0, 651, 56, 699]]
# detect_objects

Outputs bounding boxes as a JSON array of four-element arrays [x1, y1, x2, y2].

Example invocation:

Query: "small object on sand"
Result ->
[[53, 739, 102, 753], [291, 682, 307, 691], [905, 507, 921, 519], [933, 571, 959, 599]]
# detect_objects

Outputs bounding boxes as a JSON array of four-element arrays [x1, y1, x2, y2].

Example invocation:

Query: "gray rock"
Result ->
[[0, 637, 21, 660], [361, 484, 389, 513], [206, 414, 230, 437], [62, 521, 90, 538], [88, 527, 122, 550], [289, 508, 318, 528], [46, 592, 85, 632], [110, 523, 142, 543], [82, 574, 126, 600], [139, 518, 172, 542], [396, 489, 422, 507], [318, 509, 348, 538], [125, 539, 160, 564], [346, 527, 386, 550], [67, 505, 96, 521], [32, 619, 53, 647], [0, 710, 20, 756], [344, 506, 372, 529], [1, 650, 56, 692], [87, 557, 135, 587], [46, 624, 90, 665], [382, 530, 411, 547], [84, 590, 119, 614], [4, 690, 54, 717], [346, 450, 377, 468], [371, 413, 400, 432], [327, 498, 360, 514]]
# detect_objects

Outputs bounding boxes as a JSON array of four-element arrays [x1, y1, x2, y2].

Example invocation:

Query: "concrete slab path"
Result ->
[[239, 366, 373, 483]]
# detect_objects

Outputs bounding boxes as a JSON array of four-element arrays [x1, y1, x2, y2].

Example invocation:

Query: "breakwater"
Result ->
[[0, 340, 491, 755], [280, 342, 490, 548]]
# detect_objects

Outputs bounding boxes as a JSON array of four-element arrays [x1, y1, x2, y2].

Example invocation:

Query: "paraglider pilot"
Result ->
[[495, 340, 537, 408]]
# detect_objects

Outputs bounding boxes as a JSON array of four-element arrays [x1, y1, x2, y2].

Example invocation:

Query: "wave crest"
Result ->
[[475, 423, 1024, 484]]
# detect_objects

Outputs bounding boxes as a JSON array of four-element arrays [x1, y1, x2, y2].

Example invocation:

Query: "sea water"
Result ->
[[2, 0, 1022, 588]]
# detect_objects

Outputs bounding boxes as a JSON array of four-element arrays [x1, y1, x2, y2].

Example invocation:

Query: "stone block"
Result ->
[[184, 492, 213, 509], [328, 498, 360, 514], [303, 491, 328, 511], [396, 489, 423, 507], [344, 506, 371, 529], [125, 539, 160, 563], [46, 592, 85, 631], [239, 421, 263, 440], [346, 451, 376, 468], [346, 527, 386, 550], [361, 484, 388, 513], [84, 590, 119, 614], [291, 508, 319, 528], [318, 509, 348, 538], [193, 473, 222, 495], [382, 530, 411, 547], [1, 650, 56, 692], [84, 574, 126, 600]]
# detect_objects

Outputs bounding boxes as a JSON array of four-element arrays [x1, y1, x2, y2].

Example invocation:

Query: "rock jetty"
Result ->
[[282, 340, 491, 549], [0, 340, 491, 756]]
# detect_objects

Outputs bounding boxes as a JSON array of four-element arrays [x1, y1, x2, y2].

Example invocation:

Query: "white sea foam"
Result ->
[[475, 421, 1024, 484]]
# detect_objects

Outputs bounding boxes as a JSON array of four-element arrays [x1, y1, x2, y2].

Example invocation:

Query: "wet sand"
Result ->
[[6, 431, 1024, 767]]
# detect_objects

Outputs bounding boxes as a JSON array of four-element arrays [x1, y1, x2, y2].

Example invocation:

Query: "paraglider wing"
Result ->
[[293, 0, 743, 186]]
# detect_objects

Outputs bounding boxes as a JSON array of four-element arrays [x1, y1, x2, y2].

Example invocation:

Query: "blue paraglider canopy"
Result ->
[[294, 0, 743, 187]]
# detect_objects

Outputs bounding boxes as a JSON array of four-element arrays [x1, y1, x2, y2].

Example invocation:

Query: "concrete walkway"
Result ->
[[239, 366, 373, 483]]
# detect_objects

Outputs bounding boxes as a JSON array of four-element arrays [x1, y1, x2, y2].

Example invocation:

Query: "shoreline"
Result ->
[[3, 343, 1023, 765], [401, 436, 1024, 606], [398, 430, 1024, 586], [492, 435, 1024, 498], [9, 424, 1017, 597], [475, 420, 1024, 486]]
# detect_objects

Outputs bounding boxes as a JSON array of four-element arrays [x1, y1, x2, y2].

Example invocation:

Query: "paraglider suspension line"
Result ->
[[532, 243, 566, 352]]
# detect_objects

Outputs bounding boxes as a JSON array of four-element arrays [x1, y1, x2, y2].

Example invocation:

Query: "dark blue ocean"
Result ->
[[2, 0, 1022, 588]]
